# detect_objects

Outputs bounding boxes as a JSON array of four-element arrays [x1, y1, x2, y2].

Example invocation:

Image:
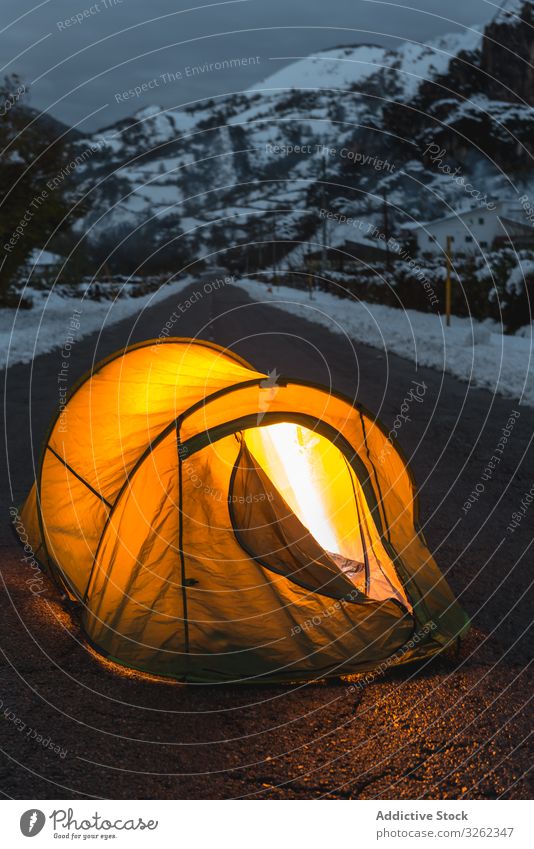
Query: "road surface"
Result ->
[[1, 280, 532, 799]]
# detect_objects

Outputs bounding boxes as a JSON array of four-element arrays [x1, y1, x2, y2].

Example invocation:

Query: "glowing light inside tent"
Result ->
[[244, 421, 411, 608], [244, 422, 339, 552]]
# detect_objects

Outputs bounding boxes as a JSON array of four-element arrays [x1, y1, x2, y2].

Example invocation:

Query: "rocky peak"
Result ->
[[480, 0, 534, 104]]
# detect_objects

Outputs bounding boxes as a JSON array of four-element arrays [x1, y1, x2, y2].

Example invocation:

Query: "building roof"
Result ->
[[399, 205, 491, 230], [400, 205, 529, 233]]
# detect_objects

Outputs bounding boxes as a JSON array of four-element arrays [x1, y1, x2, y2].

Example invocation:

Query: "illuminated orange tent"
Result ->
[[17, 337, 468, 682]]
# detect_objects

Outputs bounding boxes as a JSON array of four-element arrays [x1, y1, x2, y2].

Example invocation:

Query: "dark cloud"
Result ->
[[1, 0, 496, 130]]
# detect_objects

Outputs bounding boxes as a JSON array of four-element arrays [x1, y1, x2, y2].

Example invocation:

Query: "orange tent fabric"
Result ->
[[17, 337, 469, 682]]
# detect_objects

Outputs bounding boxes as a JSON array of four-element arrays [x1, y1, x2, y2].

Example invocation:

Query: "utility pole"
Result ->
[[445, 235, 452, 327], [383, 188, 391, 271], [272, 215, 278, 287], [321, 152, 327, 275], [257, 219, 262, 270], [246, 207, 274, 283]]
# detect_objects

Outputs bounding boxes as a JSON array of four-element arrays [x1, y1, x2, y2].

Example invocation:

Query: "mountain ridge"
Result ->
[[71, 0, 534, 270]]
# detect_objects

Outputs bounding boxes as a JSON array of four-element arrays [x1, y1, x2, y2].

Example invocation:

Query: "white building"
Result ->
[[403, 201, 533, 256]]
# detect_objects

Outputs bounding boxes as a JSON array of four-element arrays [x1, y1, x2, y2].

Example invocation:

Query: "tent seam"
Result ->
[[176, 421, 190, 661], [46, 445, 113, 510]]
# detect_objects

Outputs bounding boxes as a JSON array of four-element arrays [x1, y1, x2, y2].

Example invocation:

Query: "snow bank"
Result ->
[[3, 275, 532, 407], [237, 278, 534, 407], [0, 278, 193, 370], [506, 258, 534, 295]]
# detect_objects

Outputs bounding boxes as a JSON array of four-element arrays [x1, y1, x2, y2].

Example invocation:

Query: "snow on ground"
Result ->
[[0, 278, 194, 370], [237, 278, 534, 407], [2, 275, 532, 406]]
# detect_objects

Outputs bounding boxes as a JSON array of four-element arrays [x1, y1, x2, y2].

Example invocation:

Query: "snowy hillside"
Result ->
[[251, 45, 393, 92], [70, 1, 534, 275], [251, 30, 481, 100]]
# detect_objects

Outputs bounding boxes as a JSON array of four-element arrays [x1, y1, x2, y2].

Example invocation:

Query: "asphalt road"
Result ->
[[1, 280, 532, 799]]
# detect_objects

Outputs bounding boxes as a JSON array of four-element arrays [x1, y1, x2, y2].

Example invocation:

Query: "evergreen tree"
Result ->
[[0, 75, 87, 300]]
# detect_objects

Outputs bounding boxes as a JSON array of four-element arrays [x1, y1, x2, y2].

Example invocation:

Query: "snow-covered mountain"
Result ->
[[75, 0, 534, 270]]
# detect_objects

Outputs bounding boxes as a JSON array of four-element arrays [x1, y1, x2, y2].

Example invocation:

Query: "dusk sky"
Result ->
[[3, 0, 500, 131]]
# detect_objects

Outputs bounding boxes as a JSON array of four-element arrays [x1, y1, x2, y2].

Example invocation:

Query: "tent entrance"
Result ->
[[245, 423, 366, 563], [228, 422, 409, 608]]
